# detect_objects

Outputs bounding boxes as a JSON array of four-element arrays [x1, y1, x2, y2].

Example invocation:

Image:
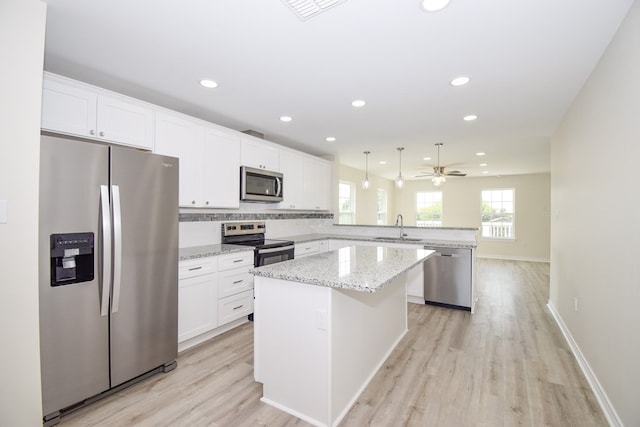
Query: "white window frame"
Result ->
[[338, 181, 356, 225], [416, 191, 443, 227], [481, 188, 515, 239], [376, 188, 388, 225]]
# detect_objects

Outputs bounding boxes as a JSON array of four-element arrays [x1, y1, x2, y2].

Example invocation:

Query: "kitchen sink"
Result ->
[[373, 237, 423, 242]]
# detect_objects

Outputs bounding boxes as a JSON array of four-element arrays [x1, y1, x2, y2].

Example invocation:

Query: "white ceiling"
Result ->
[[42, 0, 634, 181]]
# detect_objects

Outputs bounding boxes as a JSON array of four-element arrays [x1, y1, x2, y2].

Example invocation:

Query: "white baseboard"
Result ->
[[476, 254, 550, 263], [546, 301, 622, 427]]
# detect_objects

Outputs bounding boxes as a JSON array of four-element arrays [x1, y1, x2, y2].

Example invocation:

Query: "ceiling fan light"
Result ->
[[421, 0, 450, 12], [432, 176, 446, 186]]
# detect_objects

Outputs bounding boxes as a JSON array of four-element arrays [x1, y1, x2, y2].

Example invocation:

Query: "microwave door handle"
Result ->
[[276, 176, 282, 197]]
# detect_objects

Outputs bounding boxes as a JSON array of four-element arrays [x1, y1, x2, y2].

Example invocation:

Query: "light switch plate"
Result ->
[[0, 200, 7, 223]]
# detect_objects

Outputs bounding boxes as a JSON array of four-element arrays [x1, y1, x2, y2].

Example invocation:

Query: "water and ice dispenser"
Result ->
[[50, 232, 94, 286]]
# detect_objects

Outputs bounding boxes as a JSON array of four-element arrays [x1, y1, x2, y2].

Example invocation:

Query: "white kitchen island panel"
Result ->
[[254, 274, 407, 427]]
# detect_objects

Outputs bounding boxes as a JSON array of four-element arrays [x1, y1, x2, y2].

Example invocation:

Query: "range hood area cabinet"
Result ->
[[240, 135, 280, 171], [155, 111, 240, 209], [41, 73, 154, 151]]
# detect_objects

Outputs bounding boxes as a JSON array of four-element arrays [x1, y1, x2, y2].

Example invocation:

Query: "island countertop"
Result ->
[[251, 245, 433, 293]]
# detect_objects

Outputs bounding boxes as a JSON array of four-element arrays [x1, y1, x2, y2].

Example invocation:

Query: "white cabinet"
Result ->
[[279, 150, 304, 209], [217, 251, 254, 326], [203, 126, 240, 208], [178, 258, 218, 343], [241, 135, 280, 171], [294, 240, 328, 258], [279, 149, 332, 211], [155, 112, 203, 207], [303, 156, 332, 210], [155, 112, 241, 208], [41, 73, 154, 150]]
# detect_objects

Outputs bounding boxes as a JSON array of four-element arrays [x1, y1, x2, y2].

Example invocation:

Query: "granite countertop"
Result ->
[[251, 246, 434, 293], [179, 244, 253, 261], [279, 233, 477, 249]]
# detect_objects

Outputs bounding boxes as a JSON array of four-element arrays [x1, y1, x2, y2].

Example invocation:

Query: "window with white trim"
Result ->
[[338, 181, 355, 224], [376, 189, 388, 225], [416, 191, 442, 227], [481, 188, 515, 239]]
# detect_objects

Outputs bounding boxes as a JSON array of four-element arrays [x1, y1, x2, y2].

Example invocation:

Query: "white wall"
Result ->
[[0, 0, 47, 424], [337, 163, 395, 225], [550, 2, 639, 425], [341, 171, 550, 261]]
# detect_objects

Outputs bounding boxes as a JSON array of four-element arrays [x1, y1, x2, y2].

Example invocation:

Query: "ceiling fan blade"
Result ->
[[444, 172, 467, 176], [413, 174, 433, 178]]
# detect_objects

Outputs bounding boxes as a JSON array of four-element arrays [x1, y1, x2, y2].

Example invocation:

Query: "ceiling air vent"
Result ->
[[281, 0, 348, 21]]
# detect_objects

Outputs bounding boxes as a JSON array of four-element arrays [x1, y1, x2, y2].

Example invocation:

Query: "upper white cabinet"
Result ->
[[203, 126, 240, 208], [278, 150, 304, 209], [155, 112, 204, 207], [155, 112, 241, 208], [41, 73, 154, 150], [303, 156, 332, 210], [241, 135, 280, 171]]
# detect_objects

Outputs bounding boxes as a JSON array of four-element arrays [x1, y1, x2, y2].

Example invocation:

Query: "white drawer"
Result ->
[[218, 290, 253, 325], [179, 258, 217, 279], [295, 241, 320, 257], [218, 251, 253, 271], [218, 267, 253, 298]]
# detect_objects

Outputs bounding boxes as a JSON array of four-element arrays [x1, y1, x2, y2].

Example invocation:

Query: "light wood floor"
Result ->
[[60, 259, 607, 426]]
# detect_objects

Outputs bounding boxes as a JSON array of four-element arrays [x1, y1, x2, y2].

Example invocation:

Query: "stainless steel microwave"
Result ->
[[240, 166, 283, 202]]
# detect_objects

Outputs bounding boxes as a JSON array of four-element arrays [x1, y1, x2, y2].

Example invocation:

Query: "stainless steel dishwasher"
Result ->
[[423, 246, 472, 311]]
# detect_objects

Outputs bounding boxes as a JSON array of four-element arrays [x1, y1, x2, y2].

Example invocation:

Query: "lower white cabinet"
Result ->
[[178, 250, 254, 351], [294, 240, 328, 258], [178, 258, 218, 343]]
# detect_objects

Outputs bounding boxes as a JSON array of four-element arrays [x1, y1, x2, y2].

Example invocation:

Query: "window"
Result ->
[[376, 189, 388, 225], [338, 181, 355, 224], [481, 189, 515, 239], [416, 191, 442, 227]]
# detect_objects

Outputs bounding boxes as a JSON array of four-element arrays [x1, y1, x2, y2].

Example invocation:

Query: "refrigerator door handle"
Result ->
[[100, 185, 112, 317], [111, 185, 123, 313]]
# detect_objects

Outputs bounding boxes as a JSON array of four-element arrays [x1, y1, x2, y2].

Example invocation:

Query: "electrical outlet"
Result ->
[[574, 297, 578, 312], [316, 309, 327, 331]]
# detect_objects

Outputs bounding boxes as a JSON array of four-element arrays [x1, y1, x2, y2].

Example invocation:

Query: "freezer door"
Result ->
[[109, 146, 179, 386], [39, 135, 110, 415]]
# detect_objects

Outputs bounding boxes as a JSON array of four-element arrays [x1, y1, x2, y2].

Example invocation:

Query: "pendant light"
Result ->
[[432, 143, 446, 187], [362, 151, 371, 190], [395, 147, 405, 189]]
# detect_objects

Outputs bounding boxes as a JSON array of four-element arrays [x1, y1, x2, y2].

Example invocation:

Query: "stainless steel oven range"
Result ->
[[221, 221, 294, 267]]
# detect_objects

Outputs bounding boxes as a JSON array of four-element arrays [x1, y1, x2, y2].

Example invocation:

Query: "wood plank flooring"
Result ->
[[59, 259, 607, 426]]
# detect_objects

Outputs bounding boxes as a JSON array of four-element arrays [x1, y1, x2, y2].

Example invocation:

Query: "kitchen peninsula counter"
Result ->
[[252, 245, 433, 427]]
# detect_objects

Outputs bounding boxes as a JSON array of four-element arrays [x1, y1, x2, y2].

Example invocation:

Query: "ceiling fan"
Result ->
[[415, 143, 467, 186]]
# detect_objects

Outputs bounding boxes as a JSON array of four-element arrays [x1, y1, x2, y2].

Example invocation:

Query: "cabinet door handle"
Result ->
[[90, 129, 95, 135], [233, 259, 243, 263], [233, 280, 244, 284], [99, 131, 105, 137], [233, 305, 244, 310], [188, 266, 203, 271]]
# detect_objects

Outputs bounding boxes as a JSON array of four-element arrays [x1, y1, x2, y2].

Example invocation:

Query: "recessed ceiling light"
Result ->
[[325, 137, 336, 142], [480, 163, 487, 166], [450, 76, 470, 86], [423, 157, 432, 161], [463, 114, 478, 121], [352, 100, 366, 108], [379, 161, 387, 165], [421, 0, 451, 12], [482, 171, 489, 174], [199, 79, 218, 89], [476, 152, 486, 156], [280, 116, 293, 122]]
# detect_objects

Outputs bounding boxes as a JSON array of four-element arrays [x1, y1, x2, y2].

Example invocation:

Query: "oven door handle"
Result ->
[[258, 244, 295, 254]]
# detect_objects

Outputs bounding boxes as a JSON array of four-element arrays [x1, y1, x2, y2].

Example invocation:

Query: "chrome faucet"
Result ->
[[394, 214, 407, 239]]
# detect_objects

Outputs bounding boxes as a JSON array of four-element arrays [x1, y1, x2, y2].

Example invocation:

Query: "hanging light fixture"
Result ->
[[432, 143, 446, 187], [362, 151, 371, 190], [395, 147, 405, 189]]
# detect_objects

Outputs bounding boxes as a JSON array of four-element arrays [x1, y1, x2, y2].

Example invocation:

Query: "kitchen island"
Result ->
[[252, 245, 433, 427]]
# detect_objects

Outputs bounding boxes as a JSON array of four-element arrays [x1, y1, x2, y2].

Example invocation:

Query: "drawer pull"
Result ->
[[233, 259, 243, 263], [233, 305, 244, 310], [188, 266, 202, 271], [233, 280, 244, 284]]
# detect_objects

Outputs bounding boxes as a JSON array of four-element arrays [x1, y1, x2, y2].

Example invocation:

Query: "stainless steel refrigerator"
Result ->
[[38, 134, 179, 425]]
